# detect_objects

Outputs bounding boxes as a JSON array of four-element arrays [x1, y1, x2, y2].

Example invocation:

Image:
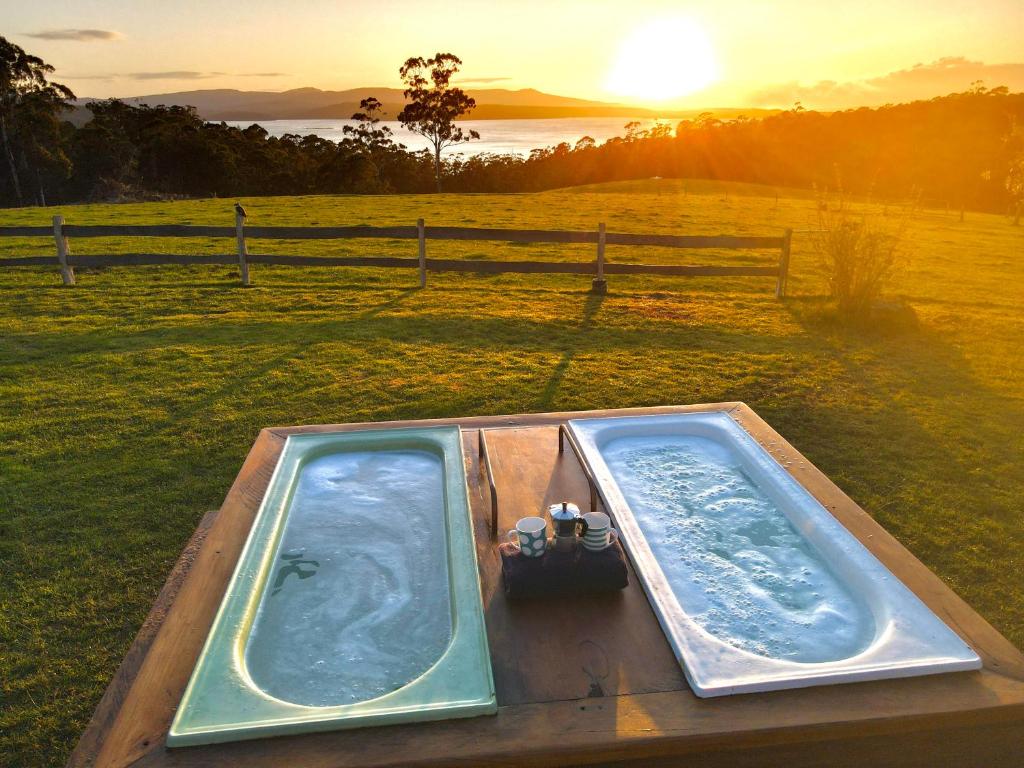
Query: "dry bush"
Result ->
[[813, 196, 912, 319]]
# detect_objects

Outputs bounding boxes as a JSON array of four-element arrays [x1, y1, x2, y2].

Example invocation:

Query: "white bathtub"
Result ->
[[568, 412, 981, 697]]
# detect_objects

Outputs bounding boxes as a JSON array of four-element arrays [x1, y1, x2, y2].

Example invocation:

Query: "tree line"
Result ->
[[2, 35, 1022, 218]]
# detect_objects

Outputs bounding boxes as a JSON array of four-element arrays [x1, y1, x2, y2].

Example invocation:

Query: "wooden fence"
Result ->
[[0, 213, 794, 296]]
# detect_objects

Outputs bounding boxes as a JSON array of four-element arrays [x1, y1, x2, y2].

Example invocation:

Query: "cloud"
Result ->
[[126, 71, 285, 80], [61, 74, 115, 81], [26, 29, 121, 42], [128, 71, 226, 80], [456, 76, 512, 84], [749, 57, 1024, 110]]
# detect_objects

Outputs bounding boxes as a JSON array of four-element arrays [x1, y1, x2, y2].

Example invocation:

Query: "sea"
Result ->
[[221, 117, 667, 157]]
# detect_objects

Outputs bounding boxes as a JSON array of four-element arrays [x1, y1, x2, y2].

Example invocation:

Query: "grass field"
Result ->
[[1, 179, 1022, 766]]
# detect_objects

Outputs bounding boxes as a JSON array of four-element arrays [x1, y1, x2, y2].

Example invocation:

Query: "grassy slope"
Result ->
[[1, 179, 1021, 766]]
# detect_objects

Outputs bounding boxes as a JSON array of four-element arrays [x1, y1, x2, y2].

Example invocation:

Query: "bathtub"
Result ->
[[168, 426, 496, 747], [568, 412, 981, 697]]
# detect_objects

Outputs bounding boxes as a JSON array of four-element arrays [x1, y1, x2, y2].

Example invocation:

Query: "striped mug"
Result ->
[[581, 512, 619, 552], [508, 516, 548, 558]]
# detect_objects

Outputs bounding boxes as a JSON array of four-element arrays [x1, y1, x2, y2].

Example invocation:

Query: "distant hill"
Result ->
[[72, 86, 779, 122]]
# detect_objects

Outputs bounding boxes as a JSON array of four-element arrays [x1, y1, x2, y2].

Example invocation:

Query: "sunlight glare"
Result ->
[[606, 17, 719, 102]]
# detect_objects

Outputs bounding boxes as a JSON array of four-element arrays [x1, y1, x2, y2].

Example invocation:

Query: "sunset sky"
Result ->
[[5, 0, 1023, 109]]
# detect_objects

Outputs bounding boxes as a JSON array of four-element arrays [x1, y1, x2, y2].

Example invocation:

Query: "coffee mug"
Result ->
[[507, 516, 548, 557], [581, 511, 619, 552]]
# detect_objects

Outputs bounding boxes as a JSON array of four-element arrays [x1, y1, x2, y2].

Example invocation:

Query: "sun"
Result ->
[[606, 17, 719, 103]]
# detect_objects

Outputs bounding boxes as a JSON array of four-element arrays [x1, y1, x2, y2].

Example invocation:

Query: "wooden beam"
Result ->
[[776, 228, 793, 298], [67, 254, 238, 267], [0, 226, 53, 237], [424, 258, 594, 274], [593, 222, 607, 294], [605, 233, 785, 249], [417, 218, 427, 288], [246, 254, 419, 268], [235, 210, 250, 287], [62, 224, 235, 238], [243, 225, 418, 240], [603, 263, 780, 276], [0, 255, 59, 266], [426, 226, 598, 244], [52, 215, 75, 286]]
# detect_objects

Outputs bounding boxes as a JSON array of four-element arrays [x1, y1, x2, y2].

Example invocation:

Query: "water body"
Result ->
[[221, 117, 666, 157], [600, 435, 873, 662], [245, 449, 452, 707]]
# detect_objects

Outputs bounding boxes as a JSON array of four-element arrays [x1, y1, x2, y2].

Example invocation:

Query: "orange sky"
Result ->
[[7, 0, 1024, 108]]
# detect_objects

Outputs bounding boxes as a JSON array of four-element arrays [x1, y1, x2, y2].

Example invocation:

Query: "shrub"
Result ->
[[814, 198, 911, 319]]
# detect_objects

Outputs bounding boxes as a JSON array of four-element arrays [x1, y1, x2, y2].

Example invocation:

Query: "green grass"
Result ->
[[1, 179, 1022, 766]]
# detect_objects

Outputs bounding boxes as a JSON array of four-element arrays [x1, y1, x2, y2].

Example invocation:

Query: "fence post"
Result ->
[[235, 209, 250, 286], [52, 215, 75, 286], [417, 218, 427, 288], [592, 221, 607, 294], [775, 227, 792, 298]]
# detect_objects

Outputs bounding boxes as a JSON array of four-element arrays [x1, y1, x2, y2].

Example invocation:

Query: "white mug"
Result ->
[[507, 516, 548, 557], [581, 511, 619, 552]]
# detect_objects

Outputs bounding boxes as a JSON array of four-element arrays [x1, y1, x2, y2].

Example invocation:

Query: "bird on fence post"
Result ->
[[234, 202, 247, 219]]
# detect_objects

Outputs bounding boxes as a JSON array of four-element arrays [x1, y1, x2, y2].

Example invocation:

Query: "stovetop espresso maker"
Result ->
[[548, 501, 589, 552]]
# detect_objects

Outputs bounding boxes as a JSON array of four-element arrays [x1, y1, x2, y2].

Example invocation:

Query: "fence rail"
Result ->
[[0, 214, 794, 296]]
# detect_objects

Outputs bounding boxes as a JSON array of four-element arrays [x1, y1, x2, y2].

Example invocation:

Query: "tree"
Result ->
[[397, 53, 479, 191], [0, 36, 74, 206], [1002, 119, 1024, 225]]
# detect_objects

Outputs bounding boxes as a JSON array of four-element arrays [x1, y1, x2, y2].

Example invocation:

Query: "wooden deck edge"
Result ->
[[65, 509, 221, 768], [72, 405, 1024, 768], [726, 402, 1024, 680], [263, 402, 746, 438]]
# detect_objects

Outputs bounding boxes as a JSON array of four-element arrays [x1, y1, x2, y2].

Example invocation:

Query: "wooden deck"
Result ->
[[67, 403, 1024, 768]]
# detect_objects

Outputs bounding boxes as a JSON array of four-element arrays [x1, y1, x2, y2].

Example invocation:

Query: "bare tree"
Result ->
[[397, 53, 479, 192]]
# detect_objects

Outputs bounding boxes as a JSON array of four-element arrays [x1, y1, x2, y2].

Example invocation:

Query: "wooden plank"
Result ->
[[123, 684, 1024, 768], [235, 210, 250, 287], [776, 227, 793, 298], [72, 404, 1024, 768], [417, 218, 427, 288], [36, 225, 783, 251], [469, 425, 688, 706], [62, 225, 235, 238], [604, 233, 784, 249], [0, 225, 53, 237], [0, 255, 58, 266], [424, 258, 594, 274], [53, 214, 75, 286], [243, 225, 418, 240], [247, 254, 419, 268], [604, 263, 780, 276], [426, 226, 598, 244], [592, 222, 607, 294], [65, 510, 220, 768], [67, 254, 237, 267], [3, 255, 778, 279]]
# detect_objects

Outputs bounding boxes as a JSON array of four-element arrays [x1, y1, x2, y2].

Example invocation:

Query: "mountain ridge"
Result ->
[[73, 86, 777, 121]]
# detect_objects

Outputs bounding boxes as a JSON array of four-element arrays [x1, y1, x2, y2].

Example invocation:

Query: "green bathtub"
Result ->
[[168, 426, 496, 747]]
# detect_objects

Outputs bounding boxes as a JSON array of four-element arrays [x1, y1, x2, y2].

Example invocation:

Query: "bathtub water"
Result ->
[[168, 427, 495, 747], [570, 412, 982, 697], [602, 435, 874, 663], [246, 450, 453, 707]]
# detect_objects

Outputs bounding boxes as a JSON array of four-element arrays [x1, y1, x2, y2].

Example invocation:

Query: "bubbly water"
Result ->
[[601, 435, 873, 662], [245, 450, 453, 706]]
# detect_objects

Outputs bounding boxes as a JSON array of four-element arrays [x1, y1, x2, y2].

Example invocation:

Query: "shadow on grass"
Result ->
[[537, 291, 605, 410], [774, 296, 1024, 645]]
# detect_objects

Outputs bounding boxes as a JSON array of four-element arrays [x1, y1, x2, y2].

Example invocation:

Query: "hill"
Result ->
[[73, 85, 779, 121], [1, 183, 1023, 767]]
